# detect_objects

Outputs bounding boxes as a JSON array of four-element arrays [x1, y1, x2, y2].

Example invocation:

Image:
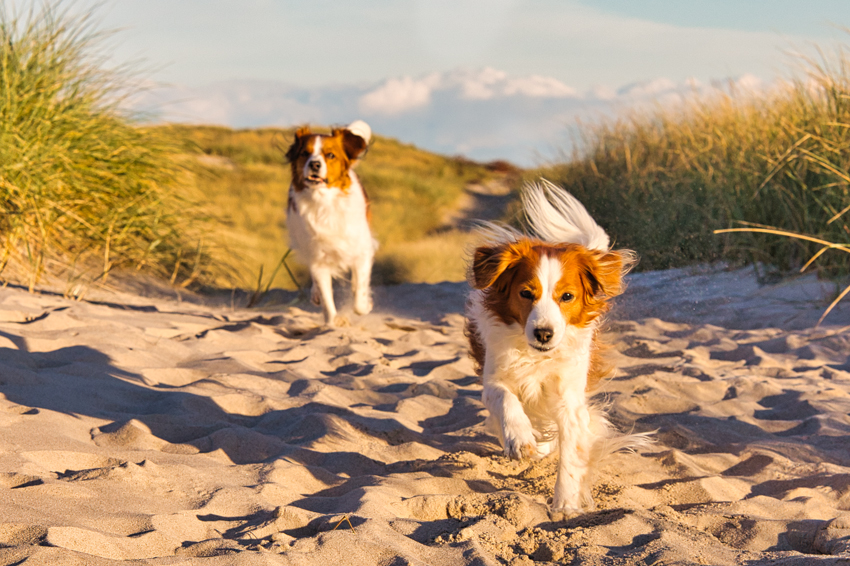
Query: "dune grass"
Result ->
[[0, 3, 213, 293], [534, 46, 850, 280], [0, 0, 490, 298], [373, 231, 475, 285], [9, 0, 850, 307], [175, 125, 495, 290]]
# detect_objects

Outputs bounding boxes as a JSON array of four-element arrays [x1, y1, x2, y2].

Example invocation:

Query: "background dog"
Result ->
[[465, 179, 644, 512], [286, 120, 376, 326]]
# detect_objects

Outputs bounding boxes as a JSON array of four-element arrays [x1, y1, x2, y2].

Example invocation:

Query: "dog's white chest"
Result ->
[[287, 173, 374, 270], [295, 186, 351, 240]]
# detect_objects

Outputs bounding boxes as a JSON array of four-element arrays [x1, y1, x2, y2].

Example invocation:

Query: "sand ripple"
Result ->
[[0, 267, 849, 564]]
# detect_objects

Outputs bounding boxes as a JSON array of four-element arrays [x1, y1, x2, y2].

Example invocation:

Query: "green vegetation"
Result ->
[[177, 125, 495, 289], [0, 0, 494, 295], [23, 1, 850, 301], [534, 48, 850, 278], [0, 4, 213, 292]]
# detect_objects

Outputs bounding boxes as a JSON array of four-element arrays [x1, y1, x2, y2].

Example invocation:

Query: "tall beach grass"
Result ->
[[0, 3, 212, 292], [535, 46, 850, 280]]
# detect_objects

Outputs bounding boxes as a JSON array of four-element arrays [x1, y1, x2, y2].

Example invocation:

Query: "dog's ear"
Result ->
[[471, 243, 524, 290], [337, 120, 371, 162], [285, 126, 312, 163], [332, 127, 368, 161], [579, 249, 635, 298]]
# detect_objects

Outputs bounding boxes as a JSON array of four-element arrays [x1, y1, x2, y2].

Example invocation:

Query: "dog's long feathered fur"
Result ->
[[465, 179, 648, 511]]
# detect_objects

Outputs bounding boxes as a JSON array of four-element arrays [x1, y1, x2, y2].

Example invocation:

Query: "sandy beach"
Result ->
[[1, 264, 849, 565]]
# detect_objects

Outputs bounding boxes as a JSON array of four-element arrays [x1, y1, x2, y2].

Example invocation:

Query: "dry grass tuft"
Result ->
[[0, 3, 215, 293], [534, 44, 850, 281]]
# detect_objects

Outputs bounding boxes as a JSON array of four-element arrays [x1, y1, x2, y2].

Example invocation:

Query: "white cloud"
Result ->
[[358, 74, 439, 115], [503, 75, 578, 98], [588, 84, 617, 101], [729, 73, 765, 93], [129, 68, 775, 166], [358, 68, 580, 117], [618, 77, 678, 98], [457, 67, 507, 100]]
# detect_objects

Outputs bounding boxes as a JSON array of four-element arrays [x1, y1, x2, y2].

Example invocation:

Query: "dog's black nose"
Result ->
[[309, 159, 321, 171], [534, 328, 553, 344]]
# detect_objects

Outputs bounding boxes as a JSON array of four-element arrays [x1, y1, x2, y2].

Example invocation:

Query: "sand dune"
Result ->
[[0, 265, 849, 565]]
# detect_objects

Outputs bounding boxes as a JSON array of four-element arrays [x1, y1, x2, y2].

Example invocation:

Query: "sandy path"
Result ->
[[0, 265, 848, 565]]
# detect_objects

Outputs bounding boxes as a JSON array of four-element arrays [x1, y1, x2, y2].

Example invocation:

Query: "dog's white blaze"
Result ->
[[303, 135, 327, 181], [526, 255, 566, 349]]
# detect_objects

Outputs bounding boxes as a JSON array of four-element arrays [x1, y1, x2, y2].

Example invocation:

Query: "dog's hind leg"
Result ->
[[551, 400, 595, 512], [311, 266, 337, 326], [351, 255, 373, 315]]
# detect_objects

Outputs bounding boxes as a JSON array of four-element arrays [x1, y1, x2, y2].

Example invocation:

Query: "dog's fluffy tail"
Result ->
[[522, 179, 609, 252]]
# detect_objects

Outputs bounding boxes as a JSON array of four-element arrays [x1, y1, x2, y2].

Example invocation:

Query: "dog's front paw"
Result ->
[[551, 482, 592, 513], [547, 504, 583, 522], [549, 493, 582, 513], [503, 426, 538, 461], [353, 297, 372, 316]]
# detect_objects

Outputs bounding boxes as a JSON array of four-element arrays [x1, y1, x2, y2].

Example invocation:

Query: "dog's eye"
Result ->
[[519, 289, 534, 300], [326, 152, 335, 159], [560, 292, 574, 302], [300, 150, 309, 157]]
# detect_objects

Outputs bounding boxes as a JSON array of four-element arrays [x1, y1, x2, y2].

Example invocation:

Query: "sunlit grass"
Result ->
[[175, 125, 495, 289], [534, 45, 850, 279], [0, 3, 213, 292], [374, 230, 474, 285], [0, 0, 506, 294]]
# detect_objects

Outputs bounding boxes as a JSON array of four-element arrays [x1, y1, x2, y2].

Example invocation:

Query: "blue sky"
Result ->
[[91, 0, 850, 164]]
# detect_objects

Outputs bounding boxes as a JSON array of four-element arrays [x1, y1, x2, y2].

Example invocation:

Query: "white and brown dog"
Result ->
[[466, 179, 643, 512], [286, 121, 376, 326]]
